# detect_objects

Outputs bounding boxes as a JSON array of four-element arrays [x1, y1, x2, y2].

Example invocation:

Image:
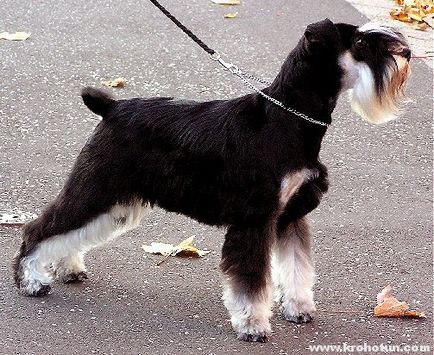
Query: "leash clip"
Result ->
[[211, 52, 240, 75]]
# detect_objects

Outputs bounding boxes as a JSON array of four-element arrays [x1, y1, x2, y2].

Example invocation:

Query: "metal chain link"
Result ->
[[238, 71, 272, 86], [236, 72, 330, 127], [211, 52, 329, 128]]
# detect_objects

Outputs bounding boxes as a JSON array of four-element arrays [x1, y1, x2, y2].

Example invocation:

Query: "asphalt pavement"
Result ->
[[0, 0, 432, 354]]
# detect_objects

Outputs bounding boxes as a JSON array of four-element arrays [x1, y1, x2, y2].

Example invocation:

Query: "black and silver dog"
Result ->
[[13, 19, 410, 342]]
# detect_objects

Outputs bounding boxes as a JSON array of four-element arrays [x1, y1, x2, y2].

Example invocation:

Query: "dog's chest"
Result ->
[[279, 168, 315, 208]]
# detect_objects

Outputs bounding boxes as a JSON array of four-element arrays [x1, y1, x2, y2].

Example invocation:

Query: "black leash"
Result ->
[[148, 0, 329, 128], [149, 0, 215, 56], [148, 0, 267, 84]]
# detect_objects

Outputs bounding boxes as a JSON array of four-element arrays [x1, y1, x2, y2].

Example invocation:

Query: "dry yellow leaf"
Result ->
[[374, 285, 426, 318], [224, 12, 238, 18], [211, 0, 240, 5], [390, 0, 434, 29], [101, 77, 126, 88], [142, 242, 175, 256], [142, 236, 211, 259], [408, 7, 424, 21], [390, 10, 411, 22], [0, 31, 31, 41]]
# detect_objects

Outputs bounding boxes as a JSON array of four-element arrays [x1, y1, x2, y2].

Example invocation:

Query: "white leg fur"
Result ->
[[56, 252, 87, 283], [18, 201, 149, 295], [220, 168, 318, 330], [222, 277, 273, 342], [272, 218, 316, 323]]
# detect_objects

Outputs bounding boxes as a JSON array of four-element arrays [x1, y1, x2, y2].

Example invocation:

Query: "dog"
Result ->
[[13, 19, 411, 342]]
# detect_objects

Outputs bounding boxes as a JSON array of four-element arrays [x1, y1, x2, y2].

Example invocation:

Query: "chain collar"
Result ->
[[211, 52, 330, 128]]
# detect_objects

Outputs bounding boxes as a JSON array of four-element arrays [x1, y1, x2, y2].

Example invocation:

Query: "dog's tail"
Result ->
[[81, 87, 115, 117]]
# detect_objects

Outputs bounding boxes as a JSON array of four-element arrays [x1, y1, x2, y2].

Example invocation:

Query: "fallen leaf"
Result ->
[[408, 7, 424, 21], [142, 242, 175, 256], [224, 12, 238, 18], [142, 236, 211, 260], [415, 21, 430, 30], [0, 31, 31, 41], [390, 0, 434, 30], [177, 236, 212, 257], [101, 77, 126, 88], [423, 13, 434, 27], [390, 10, 411, 22], [211, 0, 240, 5], [374, 285, 426, 318], [0, 210, 37, 226]]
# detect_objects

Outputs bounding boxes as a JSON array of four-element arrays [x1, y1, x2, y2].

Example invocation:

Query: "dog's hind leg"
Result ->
[[56, 252, 88, 284], [56, 202, 148, 284], [272, 217, 316, 323], [221, 223, 274, 342], [14, 201, 148, 296]]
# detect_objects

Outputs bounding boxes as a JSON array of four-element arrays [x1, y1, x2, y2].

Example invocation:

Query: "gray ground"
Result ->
[[0, 0, 432, 354]]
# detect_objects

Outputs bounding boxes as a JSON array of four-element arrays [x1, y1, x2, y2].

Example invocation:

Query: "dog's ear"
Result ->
[[304, 29, 322, 48], [335, 23, 358, 49], [304, 18, 338, 53]]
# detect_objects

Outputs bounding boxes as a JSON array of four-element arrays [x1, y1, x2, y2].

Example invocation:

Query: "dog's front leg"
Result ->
[[221, 224, 274, 342], [277, 164, 329, 227], [272, 217, 316, 323]]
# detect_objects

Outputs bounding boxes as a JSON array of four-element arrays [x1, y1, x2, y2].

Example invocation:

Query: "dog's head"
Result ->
[[336, 22, 411, 124], [298, 19, 411, 124]]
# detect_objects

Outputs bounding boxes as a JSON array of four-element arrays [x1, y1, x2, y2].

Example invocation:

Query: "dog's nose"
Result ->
[[404, 48, 411, 61], [401, 47, 411, 61]]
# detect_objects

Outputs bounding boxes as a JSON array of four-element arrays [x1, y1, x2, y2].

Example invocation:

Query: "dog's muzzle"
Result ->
[[342, 23, 412, 124]]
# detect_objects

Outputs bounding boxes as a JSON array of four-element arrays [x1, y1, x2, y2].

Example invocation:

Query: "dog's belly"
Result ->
[[137, 152, 278, 226]]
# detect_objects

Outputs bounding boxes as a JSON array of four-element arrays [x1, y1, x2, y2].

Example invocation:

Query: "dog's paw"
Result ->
[[231, 317, 272, 343], [32, 283, 52, 297], [237, 331, 269, 343], [18, 281, 52, 297], [281, 295, 316, 324], [285, 312, 313, 324], [60, 271, 88, 284], [15, 257, 54, 297], [233, 320, 272, 343]]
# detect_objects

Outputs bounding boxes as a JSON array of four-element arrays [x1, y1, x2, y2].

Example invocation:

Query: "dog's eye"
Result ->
[[355, 38, 366, 48]]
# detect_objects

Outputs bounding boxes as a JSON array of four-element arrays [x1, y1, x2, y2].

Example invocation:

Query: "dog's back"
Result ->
[[79, 88, 280, 226]]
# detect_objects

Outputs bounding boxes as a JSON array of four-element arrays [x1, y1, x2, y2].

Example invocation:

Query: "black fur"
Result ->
[[81, 87, 114, 117]]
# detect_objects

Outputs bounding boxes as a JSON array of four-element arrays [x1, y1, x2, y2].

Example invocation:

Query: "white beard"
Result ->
[[349, 61, 398, 124], [340, 50, 409, 124]]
